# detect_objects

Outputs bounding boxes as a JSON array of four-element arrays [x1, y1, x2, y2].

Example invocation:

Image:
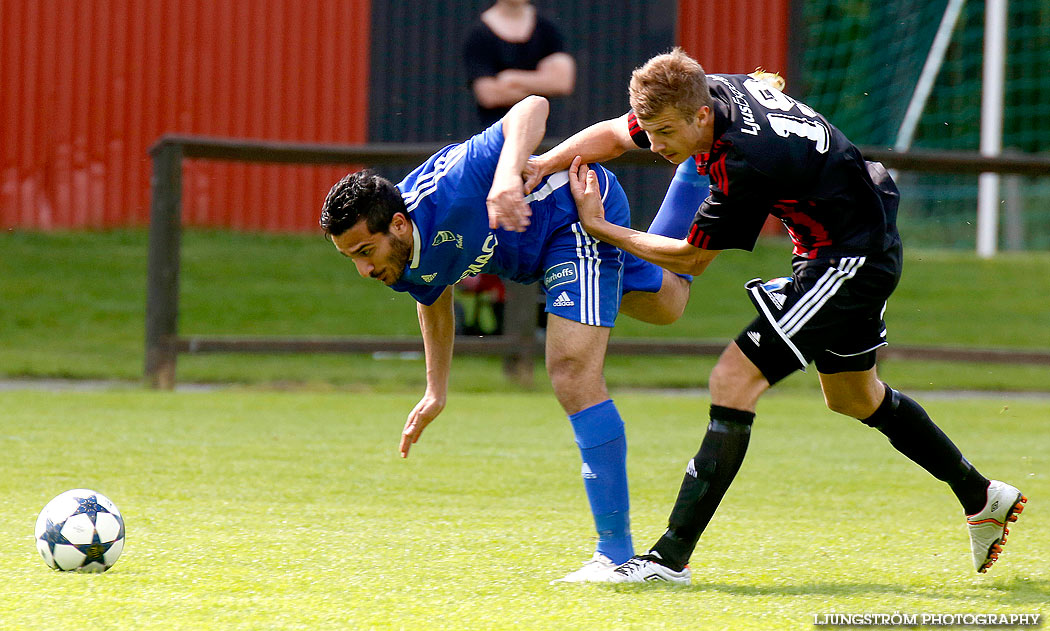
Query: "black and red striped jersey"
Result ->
[[627, 74, 901, 259]]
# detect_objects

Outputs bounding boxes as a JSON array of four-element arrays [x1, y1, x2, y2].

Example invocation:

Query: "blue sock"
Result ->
[[568, 399, 633, 564], [648, 157, 709, 283], [647, 156, 709, 238]]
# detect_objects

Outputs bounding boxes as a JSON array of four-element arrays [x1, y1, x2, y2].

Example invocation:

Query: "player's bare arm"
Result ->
[[523, 114, 636, 193], [400, 286, 455, 458], [568, 156, 718, 276], [486, 95, 550, 232]]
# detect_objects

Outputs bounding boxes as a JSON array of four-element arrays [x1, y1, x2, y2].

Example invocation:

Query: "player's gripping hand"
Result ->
[[399, 391, 445, 458], [568, 156, 607, 234], [521, 156, 549, 195], [486, 170, 532, 232]]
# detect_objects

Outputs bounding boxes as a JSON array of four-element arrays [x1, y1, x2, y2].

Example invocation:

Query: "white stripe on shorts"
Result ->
[[587, 226, 600, 325], [748, 283, 808, 369], [575, 224, 588, 324], [777, 256, 866, 338], [572, 223, 600, 325]]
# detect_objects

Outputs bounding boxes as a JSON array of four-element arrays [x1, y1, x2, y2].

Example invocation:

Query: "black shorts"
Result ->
[[735, 245, 902, 385]]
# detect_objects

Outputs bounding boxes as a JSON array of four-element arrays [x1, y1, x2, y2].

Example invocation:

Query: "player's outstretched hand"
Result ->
[[399, 392, 445, 458], [568, 156, 606, 232], [486, 171, 532, 232]]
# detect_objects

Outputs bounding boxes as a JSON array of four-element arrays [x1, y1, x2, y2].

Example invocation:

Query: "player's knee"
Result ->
[[708, 360, 730, 392], [658, 276, 690, 324], [823, 393, 871, 419], [627, 301, 682, 325], [620, 277, 690, 325], [547, 354, 607, 412], [709, 360, 748, 399], [709, 346, 768, 409], [546, 353, 596, 386], [660, 286, 690, 324], [823, 394, 851, 416]]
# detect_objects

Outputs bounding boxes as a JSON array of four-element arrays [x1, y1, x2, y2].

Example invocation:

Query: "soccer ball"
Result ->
[[35, 489, 125, 572]]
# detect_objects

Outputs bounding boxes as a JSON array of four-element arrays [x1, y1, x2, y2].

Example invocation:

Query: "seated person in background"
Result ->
[[459, 0, 578, 333]]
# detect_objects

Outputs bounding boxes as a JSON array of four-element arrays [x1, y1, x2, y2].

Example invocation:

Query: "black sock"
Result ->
[[862, 384, 990, 514], [650, 405, 754, 571]]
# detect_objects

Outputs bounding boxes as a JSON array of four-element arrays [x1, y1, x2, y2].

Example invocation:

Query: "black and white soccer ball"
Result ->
[[35, 489, 125, 572]]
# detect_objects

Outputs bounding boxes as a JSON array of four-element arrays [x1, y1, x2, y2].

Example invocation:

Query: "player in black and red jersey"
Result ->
[[519, 48, 1026, 583]]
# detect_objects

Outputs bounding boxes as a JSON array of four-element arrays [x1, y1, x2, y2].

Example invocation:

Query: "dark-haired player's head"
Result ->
[[628, 47, 714, 165], [320, 170, 413, 285]]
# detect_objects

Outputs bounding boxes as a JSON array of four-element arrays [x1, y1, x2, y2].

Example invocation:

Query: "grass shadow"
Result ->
[[979, 576, 1050, 605], [609, 576, 1050, 605]]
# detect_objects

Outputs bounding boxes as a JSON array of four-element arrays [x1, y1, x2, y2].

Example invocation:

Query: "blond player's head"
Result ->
[[628, 48, 712, 123]]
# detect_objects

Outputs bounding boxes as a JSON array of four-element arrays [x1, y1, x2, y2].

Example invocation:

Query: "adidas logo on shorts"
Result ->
[[552, 291, 575, 307]]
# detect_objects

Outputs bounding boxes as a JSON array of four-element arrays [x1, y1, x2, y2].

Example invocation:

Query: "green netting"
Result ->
[[798, 0, 1050, 250]]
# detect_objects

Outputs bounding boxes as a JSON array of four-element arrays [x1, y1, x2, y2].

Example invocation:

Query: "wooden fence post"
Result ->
[[144, 141, 183, 389], [501, 282, 538, 387]]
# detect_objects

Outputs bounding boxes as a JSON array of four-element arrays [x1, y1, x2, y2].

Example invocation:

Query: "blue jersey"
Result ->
[[391, 122, 613, 306]]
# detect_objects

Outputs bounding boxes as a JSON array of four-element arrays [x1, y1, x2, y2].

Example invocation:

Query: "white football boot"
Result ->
[[605, 553, 691, 585], [549, 553, 618, 584], [966, 480, 1027, 573]]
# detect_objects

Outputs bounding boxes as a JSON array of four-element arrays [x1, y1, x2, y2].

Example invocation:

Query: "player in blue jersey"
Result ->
[[320, 96, 692, 582]]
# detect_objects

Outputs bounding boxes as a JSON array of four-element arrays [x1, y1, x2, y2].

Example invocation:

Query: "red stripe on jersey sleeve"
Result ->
[[687, 224, 710, 249], [626, 111, 649, 148], [711, 154, 729, 195]]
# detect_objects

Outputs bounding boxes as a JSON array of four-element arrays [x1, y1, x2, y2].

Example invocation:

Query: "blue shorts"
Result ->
[[622, 252, 665, 294], [538, 164, 659, 328]]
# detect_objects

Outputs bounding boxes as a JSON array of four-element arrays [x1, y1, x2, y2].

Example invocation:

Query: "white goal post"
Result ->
[[893, 0, 1008, 258]]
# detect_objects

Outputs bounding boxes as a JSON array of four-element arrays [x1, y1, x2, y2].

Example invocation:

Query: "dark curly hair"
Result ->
[[319, 170, 406, 239]]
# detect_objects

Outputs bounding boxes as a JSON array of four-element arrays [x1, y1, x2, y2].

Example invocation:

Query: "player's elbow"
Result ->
[[678, 248, 715, 276], [519, 94, 550, 111], [684, 260, 708, 276], [509, 95, 550, 125]]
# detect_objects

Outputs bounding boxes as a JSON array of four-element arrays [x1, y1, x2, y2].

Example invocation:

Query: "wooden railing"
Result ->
[[146, 135, 1050, 388]]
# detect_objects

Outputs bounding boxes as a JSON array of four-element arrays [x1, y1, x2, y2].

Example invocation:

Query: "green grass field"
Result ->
[[2, 389, 1046, 630], [3, 230, 1047, 629], [2, 229, 1049, 392]]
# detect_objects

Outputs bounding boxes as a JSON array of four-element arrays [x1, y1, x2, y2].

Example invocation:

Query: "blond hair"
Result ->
[[628, 47, 711, 121]]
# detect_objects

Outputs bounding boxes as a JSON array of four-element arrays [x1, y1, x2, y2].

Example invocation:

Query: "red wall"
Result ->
[[1, 1, 792, 232], [678, 0, 791, 237], [0, 0, 370, 231], [678, 0, 791, 78]]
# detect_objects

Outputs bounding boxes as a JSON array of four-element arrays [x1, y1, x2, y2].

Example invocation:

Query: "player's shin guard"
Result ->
[[651, 405, 754, 571], [649, 156, 709, 243], [569, 400, 633, 564], [861, 383, 990, 514]]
